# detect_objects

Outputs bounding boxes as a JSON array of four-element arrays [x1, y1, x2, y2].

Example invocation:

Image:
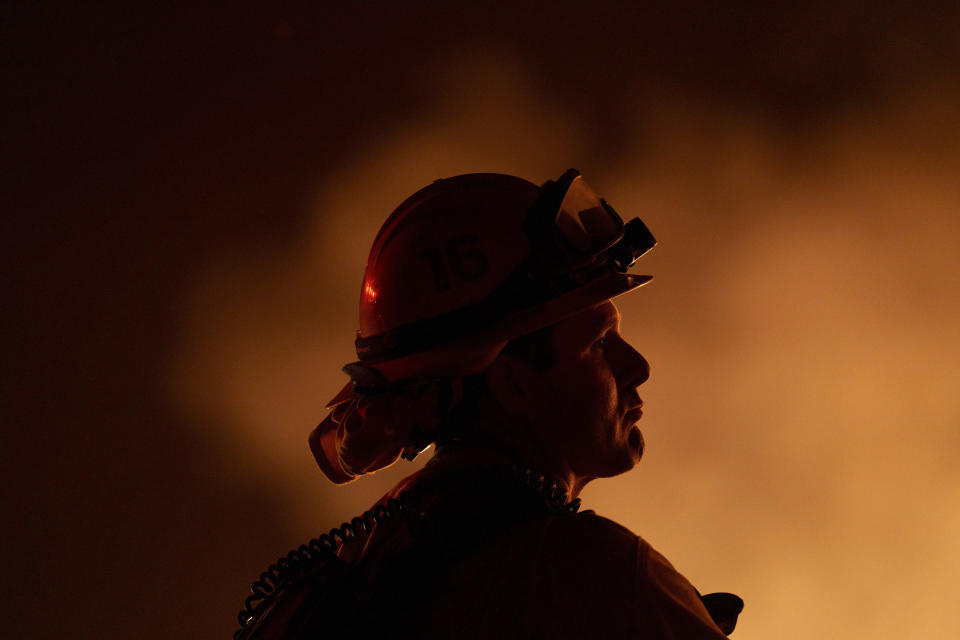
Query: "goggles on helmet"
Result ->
[[355, 168, 656, 362], [523, 168, 656, 289]]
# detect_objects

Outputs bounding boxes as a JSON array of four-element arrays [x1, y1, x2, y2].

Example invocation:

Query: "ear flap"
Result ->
[[325, 381, 355, 408]]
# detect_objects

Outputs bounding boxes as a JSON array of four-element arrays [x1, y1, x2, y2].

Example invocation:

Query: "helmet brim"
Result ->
[[325, 272, 652, 407]]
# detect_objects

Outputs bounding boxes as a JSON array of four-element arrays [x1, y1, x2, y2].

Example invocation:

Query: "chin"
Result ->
[[627, 426, 645, 461], [576, 429, 645, 478]]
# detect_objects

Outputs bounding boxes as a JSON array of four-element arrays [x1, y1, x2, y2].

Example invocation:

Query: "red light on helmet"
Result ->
[[354, 169, 656, 363]]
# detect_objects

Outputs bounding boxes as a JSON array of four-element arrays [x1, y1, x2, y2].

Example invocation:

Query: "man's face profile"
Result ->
[[515, 300, 650, 482]]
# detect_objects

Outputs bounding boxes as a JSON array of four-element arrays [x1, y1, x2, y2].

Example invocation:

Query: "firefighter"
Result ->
[[237, 170, 743, 639]]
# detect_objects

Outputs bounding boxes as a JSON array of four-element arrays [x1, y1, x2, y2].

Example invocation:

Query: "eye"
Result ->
[[592, 334, 608, 350]]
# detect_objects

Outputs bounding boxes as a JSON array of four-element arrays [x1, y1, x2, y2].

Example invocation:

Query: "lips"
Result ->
[[624, 403, 643, 424]]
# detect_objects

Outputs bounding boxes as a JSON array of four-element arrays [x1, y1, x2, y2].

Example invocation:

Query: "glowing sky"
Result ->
[[169, 53, 960, 639]]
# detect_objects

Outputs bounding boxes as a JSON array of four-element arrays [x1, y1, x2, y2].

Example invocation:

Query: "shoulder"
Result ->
[[538, 514, 726, 637], [540, 513, 700, 595], [500, 512, 647, 636], [531, 511, 645, 588], [542, 510, 644, 552]]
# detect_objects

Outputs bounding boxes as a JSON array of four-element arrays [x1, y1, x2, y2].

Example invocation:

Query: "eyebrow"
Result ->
[[586, 310, 619, 338]]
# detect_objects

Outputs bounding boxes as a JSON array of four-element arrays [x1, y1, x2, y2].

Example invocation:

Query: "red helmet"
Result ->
[[312, 169, 657, 476], [325, 168, 656, 406]]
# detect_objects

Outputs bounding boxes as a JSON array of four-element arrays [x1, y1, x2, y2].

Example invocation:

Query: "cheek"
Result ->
[[580, 356, 619, 408], [550, 362, 619, 424]]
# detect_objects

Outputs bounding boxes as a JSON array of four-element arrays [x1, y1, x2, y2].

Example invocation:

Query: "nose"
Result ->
[[627, 347, 650, 388], [614, 337, 650, 389]]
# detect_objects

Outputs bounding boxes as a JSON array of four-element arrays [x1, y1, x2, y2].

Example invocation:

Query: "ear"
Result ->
[[484, 352, 539, 418]]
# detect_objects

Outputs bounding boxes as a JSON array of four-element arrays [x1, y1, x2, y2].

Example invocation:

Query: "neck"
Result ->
[[434, 424, 592, 502]]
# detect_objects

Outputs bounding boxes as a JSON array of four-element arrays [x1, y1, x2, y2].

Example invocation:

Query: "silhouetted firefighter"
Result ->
[[235, 170, 744, 639]]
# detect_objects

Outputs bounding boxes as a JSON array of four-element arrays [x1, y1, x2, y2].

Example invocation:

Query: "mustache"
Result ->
[[620, 389, 643, 412]]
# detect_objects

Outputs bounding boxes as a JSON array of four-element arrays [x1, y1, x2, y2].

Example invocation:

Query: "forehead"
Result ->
[[552, 301, 621, 345]]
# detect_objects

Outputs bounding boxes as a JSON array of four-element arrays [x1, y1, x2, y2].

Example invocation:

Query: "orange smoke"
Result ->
[[168, 53, 960, 639]]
